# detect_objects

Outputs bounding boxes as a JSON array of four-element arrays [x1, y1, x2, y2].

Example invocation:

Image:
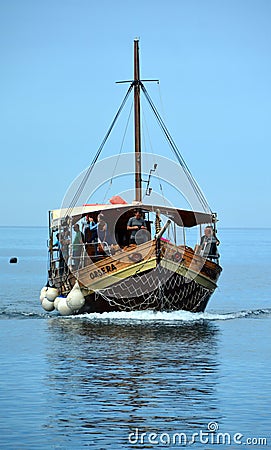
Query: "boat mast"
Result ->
[[134, 39, 142, 202]]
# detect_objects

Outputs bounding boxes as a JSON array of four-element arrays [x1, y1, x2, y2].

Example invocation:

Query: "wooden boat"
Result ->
[[40, 40, 222, 315]]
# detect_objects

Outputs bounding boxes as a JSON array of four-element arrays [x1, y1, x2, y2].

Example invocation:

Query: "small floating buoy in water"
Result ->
[[9, 257, 18, 264]]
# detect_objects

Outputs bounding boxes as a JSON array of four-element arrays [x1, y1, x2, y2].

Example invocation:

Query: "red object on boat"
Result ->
[[109, 196, 128, 204]]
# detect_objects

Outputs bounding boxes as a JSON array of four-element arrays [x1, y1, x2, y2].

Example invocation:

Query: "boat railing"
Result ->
[[70, 242, 115, 271], [50, 237, 220, 277], [194, 244, 220, 264], [49, 248, 69, 278]]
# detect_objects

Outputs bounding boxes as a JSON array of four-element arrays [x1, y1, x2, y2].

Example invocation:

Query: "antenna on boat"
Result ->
[[143, 163, 157, 196]]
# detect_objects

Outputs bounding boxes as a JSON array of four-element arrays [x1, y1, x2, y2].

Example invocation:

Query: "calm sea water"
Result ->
[[0, 227, 270, 449]]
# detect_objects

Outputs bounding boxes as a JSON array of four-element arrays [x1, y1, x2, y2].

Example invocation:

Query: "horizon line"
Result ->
[[0, 225, 271, 230]]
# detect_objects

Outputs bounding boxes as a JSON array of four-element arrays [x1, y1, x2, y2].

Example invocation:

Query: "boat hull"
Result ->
[[77, 266, 214, 314], [46, 241, 222, 315]]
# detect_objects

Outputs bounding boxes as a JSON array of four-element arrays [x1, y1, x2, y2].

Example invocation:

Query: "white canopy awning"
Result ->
[[51, 203, 213, 228]]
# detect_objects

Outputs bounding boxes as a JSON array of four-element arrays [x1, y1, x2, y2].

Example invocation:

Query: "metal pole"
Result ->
[[183, 227, 186, 246], [155, 220, 171, 265], [173, 222, 177, 244], [155, 220, 171, 239]]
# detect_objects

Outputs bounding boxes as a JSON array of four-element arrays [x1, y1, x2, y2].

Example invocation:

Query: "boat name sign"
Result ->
[[89, 263, 117, 280]]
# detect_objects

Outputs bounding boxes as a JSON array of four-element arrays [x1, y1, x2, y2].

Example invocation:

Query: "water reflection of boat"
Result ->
[[46, 317, 221, 438], [40, 40, 222, 315]]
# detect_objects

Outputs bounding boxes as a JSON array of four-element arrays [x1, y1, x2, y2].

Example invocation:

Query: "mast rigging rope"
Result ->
[[65, 80, 211, 218], [140, 83, 211, 213], [65, 83, 133, 219]]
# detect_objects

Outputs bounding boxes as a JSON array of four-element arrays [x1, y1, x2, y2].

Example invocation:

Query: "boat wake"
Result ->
[[75, 308, 271, 324], [0, 309, 48, 320], [1, 307, 270, 322]]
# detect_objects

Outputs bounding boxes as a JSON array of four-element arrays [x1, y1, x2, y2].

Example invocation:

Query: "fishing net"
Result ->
[[94, 265, 211, 312]]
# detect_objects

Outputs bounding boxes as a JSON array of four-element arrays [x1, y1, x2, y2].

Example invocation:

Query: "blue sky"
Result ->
[[0, 0, 270, 227]]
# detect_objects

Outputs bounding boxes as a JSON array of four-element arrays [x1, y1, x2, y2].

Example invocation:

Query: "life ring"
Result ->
[[172, 251, 183, 263], [128, 252, 143, 263]]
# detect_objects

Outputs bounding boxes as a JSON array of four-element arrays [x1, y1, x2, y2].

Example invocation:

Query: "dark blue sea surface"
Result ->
[[0, 227, 270, 449]]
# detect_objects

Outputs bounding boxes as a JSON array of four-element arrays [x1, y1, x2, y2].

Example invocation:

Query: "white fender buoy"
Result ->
[[54, 296, 63, 311], [42, 298, 55, 312], [40, 286, 48, 303], [57, 298, 73, 316], [66, 281, 85, 311], [45, 287, 59, 302]]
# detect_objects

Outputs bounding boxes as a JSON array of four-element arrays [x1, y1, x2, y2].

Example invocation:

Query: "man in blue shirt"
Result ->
[[83, 215, 98, 243]]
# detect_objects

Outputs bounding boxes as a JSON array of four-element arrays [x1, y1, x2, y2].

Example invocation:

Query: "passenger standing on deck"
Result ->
[[53, 233, 65, 275], [72, 224, 84, 269], [200, 226, 220, 259], [83, 214, 98, 247], [61, 229, 70, 272], [127, 210, 147, 245], [97, 214, 107, 242], [89, 217, 98, 243], [83, 215, 96, 240], [94, 214, 108, 254]]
